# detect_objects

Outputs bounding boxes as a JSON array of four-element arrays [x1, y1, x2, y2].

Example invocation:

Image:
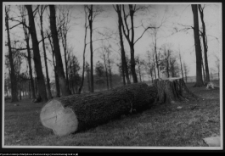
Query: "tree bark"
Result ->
[[40, 83, 157, 136], [5, 7, 18, 102], [88, 5, 94, 93], [130, 46, 138, 83], [115, 5, 131, 85], [26, 5, 48, 102], [198, 5, 210, 84], [191, 4, 204, 87], [60, 28, 69, 86], [22, 22, 35, 99], [154, 78, 201, 104], [78, 6, 88, 94], [40, 9, 52, 99], [49, 5, 70, 96], [48, 34, 60, 97], [154, 31, 160, 79]]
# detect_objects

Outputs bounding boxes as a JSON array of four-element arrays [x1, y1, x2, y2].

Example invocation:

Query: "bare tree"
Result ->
[[58, 7, 71, 86], [49, 5, 70, 96], [78, 6, 88, 94], [99, 44, 114, 90], [160, 44, 172, 78], [198, 4, 210, 83], [120, 5, 158, 83], [191, 4, 204, 87], [19, 6, 36, 99], [25, 5, 48, 101], [152, 29, 161, 79], [113, 5, 131, 85], [38, 5, 52, 99], [47, 32, 60, 97], [68, 54, 80, 93], [5, 6, 18, 102], [87, 5, 94, 92]]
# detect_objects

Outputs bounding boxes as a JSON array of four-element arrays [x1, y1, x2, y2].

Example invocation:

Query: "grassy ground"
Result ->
[[3, 82, 221, 147]]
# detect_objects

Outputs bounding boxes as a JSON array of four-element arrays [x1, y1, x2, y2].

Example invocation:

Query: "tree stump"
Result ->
[[153, 77, 201, 104], [40, 83, 157, 136]]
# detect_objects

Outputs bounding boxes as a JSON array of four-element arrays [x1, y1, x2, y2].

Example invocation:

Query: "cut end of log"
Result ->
[[40, 99, 78, 136]]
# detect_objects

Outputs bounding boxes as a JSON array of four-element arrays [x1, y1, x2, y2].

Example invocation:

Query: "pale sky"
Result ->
[[3, 2, 222, 82]]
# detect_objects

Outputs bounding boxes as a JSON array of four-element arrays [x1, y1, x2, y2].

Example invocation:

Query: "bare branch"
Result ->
[[134, 26, 159, 45], [8, 17, 29, 29]]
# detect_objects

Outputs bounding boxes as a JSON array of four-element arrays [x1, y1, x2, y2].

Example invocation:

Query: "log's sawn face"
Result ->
[[40, 99, 78, 136]]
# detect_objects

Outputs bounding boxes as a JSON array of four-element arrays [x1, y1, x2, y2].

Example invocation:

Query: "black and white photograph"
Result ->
[[2, 2, 222, 150]]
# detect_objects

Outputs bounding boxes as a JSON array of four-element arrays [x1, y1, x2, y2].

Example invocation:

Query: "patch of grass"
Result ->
[[3, 82, 220, 147]]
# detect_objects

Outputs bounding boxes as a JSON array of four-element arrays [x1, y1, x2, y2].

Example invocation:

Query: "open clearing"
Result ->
[[3, 82, 220, 147]]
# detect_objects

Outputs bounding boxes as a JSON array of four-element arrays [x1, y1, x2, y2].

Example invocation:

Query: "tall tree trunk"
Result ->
[[25, 5, 48, 101], [49, 5, 70, 96], [130, 46, 138, 83], [115, 5, 130, 85], [48, 34, 60, 97], [5, 7, 18, 102], [191, 4, 204, 87], [89, 5, 94, 93], [154, 34, 160, 79], [198, 5, 210, 83], [78, 6, 88, 94], [129, 6, 138, 83], [61, 29, 69, 87], [22, 23, 35, 99], [40, 11, 52, 99]]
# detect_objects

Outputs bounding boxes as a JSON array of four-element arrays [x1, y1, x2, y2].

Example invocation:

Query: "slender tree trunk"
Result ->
[[154, 36, 160, 79], [49, 5, 70, 96], [198, 5, 210, 83], [78, 6, 88, 94], [166, 50, 170, 78], [61, 30, 69, 86], [191, 4, 204, 87], [40, 12, 52, 99], [130, 46, 138, 83], [5, 7, 18, 102], [103, 55, 109, 90], [129, 6, 138, 83], [150, 70, 154, 84], [26, 5, 48, 101], [109, 66, 113, 89], [86, 67, 91, 92], [178, 48, 184, 78], [121, 58, 126, 85], [201, 56, 206, 83], [23, 24, 35, 99], [89, 5, 94, 93], [115, 5, 130, 85], [48, 34, 60, 97]]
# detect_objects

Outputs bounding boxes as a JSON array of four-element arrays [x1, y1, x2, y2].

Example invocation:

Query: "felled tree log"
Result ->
[[153, 77, 201, 104], [40, 83, 157, 136]]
